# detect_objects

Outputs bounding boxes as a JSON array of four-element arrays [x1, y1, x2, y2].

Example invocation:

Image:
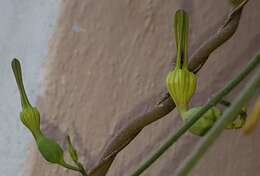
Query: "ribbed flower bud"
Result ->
[[20, 107, 41, 139], [182, 106, 221, 136], [166, 10, 197, 112], [166, 68, 197, 112]]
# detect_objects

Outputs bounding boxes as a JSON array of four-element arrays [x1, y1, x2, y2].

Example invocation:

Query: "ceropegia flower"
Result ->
[[12, 59, 87, 175], [166, 10, 197, 113], [12, 59, 66, 165], [12, 59, 42, 139]]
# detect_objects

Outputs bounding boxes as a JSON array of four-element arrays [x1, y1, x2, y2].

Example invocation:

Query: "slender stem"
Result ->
[[61, 162, 81, 172], [76, 162, 88, 176], [175, 69, 260, 176], [61, 158, 88, 176], [129, 53, 260, 176]]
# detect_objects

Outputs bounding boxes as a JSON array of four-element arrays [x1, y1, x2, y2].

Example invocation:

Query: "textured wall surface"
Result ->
[[28, 0, 260, 176], [0, 0, 59, 175]]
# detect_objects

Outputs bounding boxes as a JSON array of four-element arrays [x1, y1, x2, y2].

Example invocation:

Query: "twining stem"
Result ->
[[89, 2, 249, 175], [175, 68, 260, 176], [129, 53, 260, 176]]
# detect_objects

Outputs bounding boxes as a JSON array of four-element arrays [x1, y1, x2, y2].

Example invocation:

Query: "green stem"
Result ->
[[175, 69, 260, 176], [61, 161, 88, 176], [76, 162, 88, 176], [60, 161, 81, 172], [129, 53, 260, 176]]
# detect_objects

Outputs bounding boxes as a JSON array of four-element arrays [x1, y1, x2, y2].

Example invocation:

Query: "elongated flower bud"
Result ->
[[66, 135, 78, 162], [166, 10, 197, 112], [37, 135, 66, 165], [182, 106, 221, 136], [12, 59, 42, 139]]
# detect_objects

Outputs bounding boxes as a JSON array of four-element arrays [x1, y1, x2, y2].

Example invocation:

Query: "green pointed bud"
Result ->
[[11, 59, 31, 109], [182, 106, 221, 136], [12, 58, 42, 139], [66, 135, 78, 162], [36, 135, 66, 165], [166, 10, 197, 112]]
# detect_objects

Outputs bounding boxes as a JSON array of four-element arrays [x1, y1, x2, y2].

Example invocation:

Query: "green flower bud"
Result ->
[[182, 106, 221, 136], [166, 10, 197, 112], [12, 59, 42, 139], [36, 135, 66, 165], [66, 135, 78, 162]]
